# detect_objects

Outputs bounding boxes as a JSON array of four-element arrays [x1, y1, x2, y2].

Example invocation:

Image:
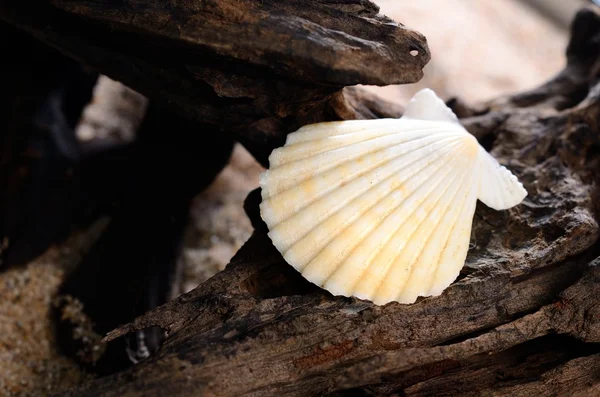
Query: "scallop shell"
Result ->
[[259, 89, 527, 305]]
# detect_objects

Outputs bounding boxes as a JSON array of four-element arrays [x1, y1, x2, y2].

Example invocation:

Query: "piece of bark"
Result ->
[[58, 8, 600, 397], [0, 0, 429, 166]]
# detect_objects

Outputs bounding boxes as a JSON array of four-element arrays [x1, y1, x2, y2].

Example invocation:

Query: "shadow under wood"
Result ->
[[240, 262, 321, 299], [0, 25, 100, 269], [54, 103, 234, 375]]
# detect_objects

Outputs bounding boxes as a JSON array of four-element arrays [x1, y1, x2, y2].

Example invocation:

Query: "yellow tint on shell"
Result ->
[[259, 89, 527, 305]]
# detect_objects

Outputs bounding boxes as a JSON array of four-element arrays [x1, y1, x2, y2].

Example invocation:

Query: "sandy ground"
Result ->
[[0, 1, 571, 395], [0, 221, 108, 396]]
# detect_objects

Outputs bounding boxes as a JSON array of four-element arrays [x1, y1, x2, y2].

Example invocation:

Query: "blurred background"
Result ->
[[0, 0, 587, 395], [366, 0, 578, 103]]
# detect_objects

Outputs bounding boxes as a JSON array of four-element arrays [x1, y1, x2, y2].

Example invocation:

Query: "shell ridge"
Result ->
[[262, 135, 464, 230], [279, 123, 443, 154], [476, 149, 527, 210], [371, 148, 472, 303], [261, 134, 463, 222], [493, 166, 508, 209], [337, 151, 472, 299], [262, 130, 461, 199], [281, 139, 466, 270], [490, 162, 505, 209], [397, 161, 474, 302], [428, 165, 481, 296], [274, 124, 398, 164], [268, 126, 459, 180], [402, 88, 460, 125], [312, 147, 465, 289], [287, 119, 403, 144], [483, 154, 504, 209]]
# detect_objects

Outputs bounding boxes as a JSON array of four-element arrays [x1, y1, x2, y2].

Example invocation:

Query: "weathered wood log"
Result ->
[[57, 7, 600, 397], [1, 0, 424, 380], [0, 22, 235, 375], [0, 16, 235, 376], [0, 0, 429, 166]]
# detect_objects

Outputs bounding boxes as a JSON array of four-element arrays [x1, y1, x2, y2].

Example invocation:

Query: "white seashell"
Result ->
[[259, 88, 527, 305]]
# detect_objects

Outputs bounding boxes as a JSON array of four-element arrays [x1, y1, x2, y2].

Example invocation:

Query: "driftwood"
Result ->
[[0, 0, 428, 388], [1, 0, 600, 396], [0, 0, 427, 166], [49, 6, 600, 397], [0, 19, 234, 375]]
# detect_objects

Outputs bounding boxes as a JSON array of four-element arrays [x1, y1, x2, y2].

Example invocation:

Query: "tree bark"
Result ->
[[55, 7, 600, 397]]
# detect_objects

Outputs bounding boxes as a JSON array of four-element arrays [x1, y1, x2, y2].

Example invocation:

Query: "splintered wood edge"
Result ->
[[50, 0, 430, 86]]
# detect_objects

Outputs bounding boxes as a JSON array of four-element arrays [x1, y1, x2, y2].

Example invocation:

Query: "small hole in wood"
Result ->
[[410, 50, 419, 57]]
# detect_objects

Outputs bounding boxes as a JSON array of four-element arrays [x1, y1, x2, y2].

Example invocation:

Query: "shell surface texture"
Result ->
[[259, 88, 527, 305]]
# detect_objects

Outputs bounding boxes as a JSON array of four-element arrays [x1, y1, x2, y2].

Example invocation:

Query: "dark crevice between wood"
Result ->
[[333, 334, 600, 397], [53, 103, 235, 375], [438, 248, 595, 348], [474, 130, 498, 152], [240, 262, 321, 299], [0, 24, 100, 269], [434, 334, 600, 392]]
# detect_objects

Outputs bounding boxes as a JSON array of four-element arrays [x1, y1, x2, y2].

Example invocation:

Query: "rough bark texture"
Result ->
[[0, 0, 429, 166], [52, 7, 600, 397]]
